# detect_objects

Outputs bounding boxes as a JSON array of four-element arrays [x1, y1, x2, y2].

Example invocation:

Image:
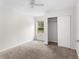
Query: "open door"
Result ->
[[35, 16, 48, 44], [58, 16, 70, 48]]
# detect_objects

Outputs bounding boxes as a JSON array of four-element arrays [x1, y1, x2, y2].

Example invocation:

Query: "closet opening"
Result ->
[[48, 17, 58, 45]]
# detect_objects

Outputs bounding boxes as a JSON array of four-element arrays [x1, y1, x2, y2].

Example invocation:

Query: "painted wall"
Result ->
[[48, 18, 57, 42], [76, 0, 79, 57], [0, 4, 34, 51]]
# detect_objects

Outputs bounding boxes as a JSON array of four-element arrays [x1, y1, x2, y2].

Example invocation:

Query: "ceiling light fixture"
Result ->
[[30, 0, 44, 8]]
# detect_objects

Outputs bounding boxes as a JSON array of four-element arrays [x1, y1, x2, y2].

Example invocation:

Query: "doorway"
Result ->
[[48, 17, 58, 45]]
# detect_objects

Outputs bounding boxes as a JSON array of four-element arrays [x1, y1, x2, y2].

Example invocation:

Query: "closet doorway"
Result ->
[[48, 17, 58, 45]]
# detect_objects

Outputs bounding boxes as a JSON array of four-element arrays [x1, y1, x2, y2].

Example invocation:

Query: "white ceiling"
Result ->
[[0, 0, 77, 15]]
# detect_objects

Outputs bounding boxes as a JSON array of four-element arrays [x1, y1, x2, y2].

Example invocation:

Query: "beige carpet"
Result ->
[[48, 42, 78, 59], [0, 41, 78, 59]]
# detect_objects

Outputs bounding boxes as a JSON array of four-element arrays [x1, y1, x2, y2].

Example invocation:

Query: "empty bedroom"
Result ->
[[0, 0, 79, 59]]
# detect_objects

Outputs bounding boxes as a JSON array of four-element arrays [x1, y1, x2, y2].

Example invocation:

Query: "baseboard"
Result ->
[[76, 51, 79, 59], [0, 40, 32, 52]]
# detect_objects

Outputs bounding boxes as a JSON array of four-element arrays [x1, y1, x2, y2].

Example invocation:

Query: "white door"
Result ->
[[58, 16, 70, 48]]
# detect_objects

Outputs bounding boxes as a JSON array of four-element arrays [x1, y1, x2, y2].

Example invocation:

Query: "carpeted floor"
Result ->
[[48, 42, 78, 59], [0, 41, 78, 59]]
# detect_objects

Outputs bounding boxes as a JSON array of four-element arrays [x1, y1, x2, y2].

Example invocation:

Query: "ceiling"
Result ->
[[0, 0, 77, 15]]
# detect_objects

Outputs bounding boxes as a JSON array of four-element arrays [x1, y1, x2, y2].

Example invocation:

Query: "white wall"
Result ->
[[76, 0, 79, 57], [45, 8, 76, 49], [76, 0, 79, 40], [48, 18, 57, 42], [0, 2, 34, 51], [76, 0, 79, 41]]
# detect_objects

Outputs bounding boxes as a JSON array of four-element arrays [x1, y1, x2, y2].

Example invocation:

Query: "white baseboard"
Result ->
[[76, 50, 79, 59]]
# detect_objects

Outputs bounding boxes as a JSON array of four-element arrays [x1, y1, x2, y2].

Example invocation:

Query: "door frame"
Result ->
[[47, 17, 58, 45]]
